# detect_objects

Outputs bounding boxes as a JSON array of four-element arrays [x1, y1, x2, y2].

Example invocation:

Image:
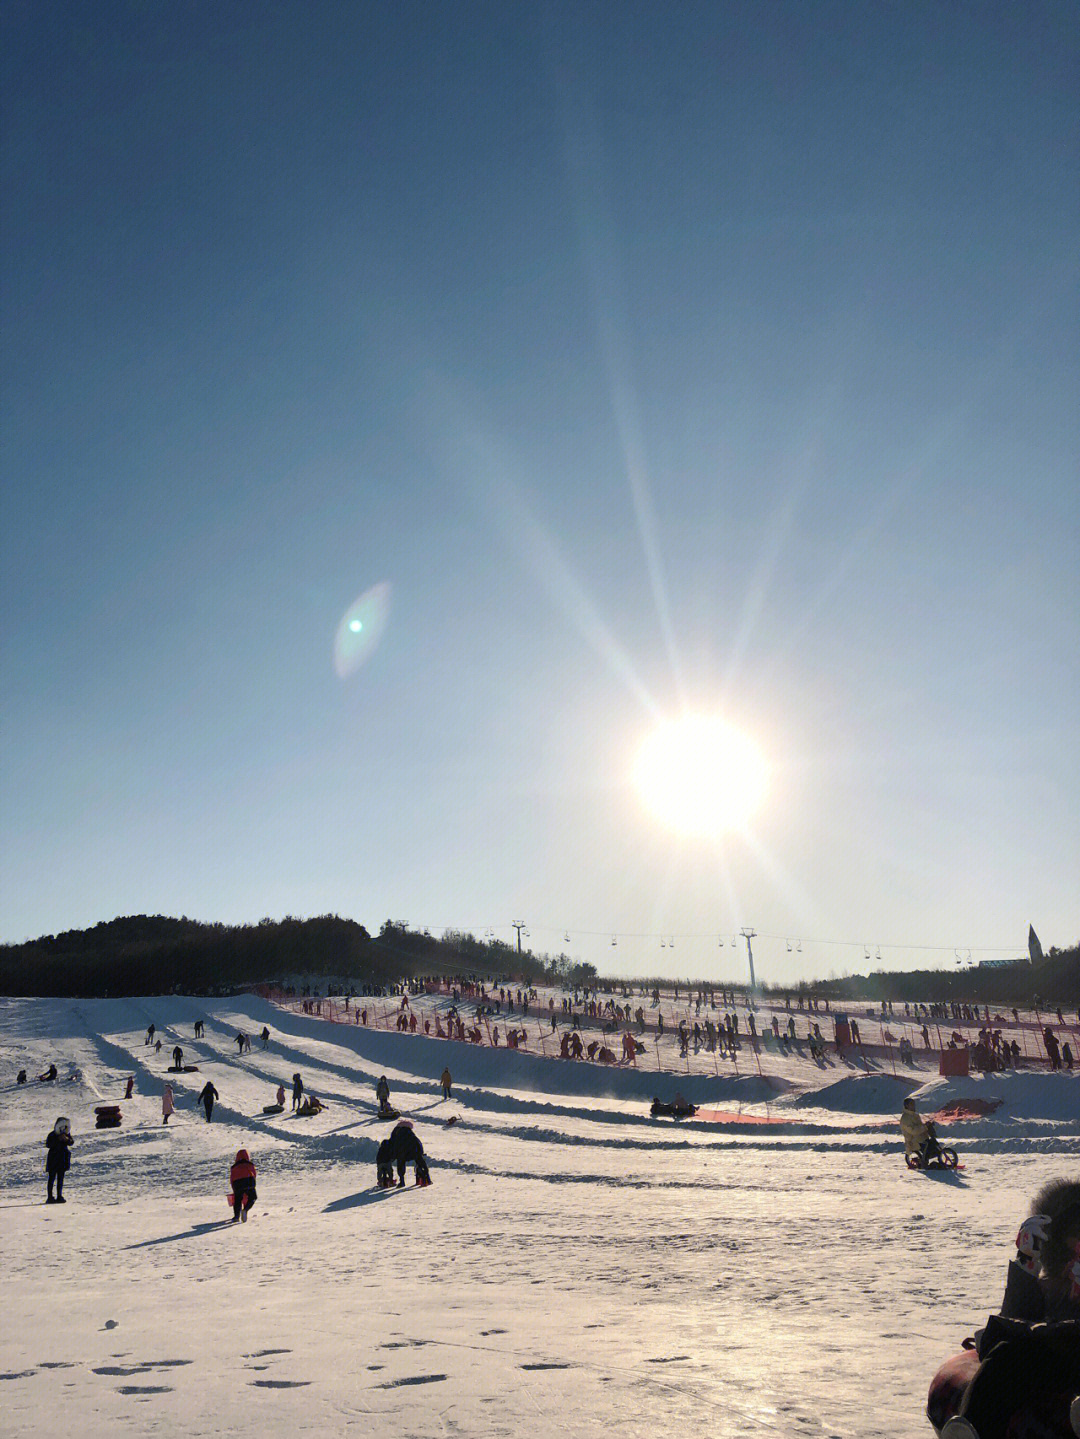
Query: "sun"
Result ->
[[634, 715, 769, 835]]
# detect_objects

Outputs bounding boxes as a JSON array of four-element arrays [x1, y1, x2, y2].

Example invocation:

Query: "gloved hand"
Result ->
[[1015, 1214, 1050, 1274]]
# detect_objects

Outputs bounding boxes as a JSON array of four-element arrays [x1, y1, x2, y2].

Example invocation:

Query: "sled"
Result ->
[[262, 1103, 285, 1114], [650, 1099, 697, 1120], [377, 1105, 399, 1120]]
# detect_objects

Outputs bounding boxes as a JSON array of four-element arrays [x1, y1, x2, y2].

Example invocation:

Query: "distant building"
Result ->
[[978, 958, 1023, 970]]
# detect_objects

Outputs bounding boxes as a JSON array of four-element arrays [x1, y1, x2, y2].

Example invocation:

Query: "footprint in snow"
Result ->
[[380, 1374, 447, 1388]]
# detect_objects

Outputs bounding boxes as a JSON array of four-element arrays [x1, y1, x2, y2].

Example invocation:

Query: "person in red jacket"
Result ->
[[229, 1149, 257, 1222]]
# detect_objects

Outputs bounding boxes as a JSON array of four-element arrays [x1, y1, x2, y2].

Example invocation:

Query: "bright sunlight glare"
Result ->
[[634, 715, 769, 836]]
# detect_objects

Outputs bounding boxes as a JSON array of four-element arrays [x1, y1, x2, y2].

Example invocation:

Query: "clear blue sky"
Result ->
[[3, 1, 1077, 983]]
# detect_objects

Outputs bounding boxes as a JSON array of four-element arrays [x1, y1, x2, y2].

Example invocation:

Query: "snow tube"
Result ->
[[262, 1103, 284, 1114], [650, 1099, 697, 1119], [377, 1105, 399, 1120]]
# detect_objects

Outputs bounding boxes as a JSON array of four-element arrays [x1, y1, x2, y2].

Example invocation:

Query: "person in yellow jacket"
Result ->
[[900, 1096, 930, 1157]]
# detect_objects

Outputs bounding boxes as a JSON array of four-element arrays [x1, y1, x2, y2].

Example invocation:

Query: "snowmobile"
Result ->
[[905, 1120, 959, 1171]]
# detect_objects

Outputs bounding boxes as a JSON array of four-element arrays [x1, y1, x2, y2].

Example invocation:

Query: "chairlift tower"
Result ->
[[741, 928, 758, 995]]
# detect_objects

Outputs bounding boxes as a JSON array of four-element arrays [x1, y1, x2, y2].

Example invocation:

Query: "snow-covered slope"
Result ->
[[1, 994, 1076, 1438]]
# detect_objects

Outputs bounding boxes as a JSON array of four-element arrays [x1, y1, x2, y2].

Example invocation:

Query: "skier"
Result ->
[[172, 1045, 183, 1071], [45, 1118, 72, 1203], [440, 1067, 452, 1100], [387, 1120, 430, 1187], [199, 1081, 219, 1122], [932, 1178, 1080, 1438], [162, 1083, 174, 1125], [291, 1073, 303, 1112], [229, 1148, 257, 1222]]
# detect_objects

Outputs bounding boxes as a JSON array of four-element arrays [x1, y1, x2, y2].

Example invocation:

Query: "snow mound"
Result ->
[[791, 1072, 919, 1113], [912, 1071, 1080, 1122]]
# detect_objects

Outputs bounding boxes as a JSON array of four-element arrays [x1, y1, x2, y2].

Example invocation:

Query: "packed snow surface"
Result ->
[[1, 992, 1077, 1438]]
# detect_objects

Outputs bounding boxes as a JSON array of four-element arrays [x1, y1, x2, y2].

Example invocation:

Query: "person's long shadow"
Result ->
[[323, 1188, 397, 1213], [123, 1220, 236, 1249]]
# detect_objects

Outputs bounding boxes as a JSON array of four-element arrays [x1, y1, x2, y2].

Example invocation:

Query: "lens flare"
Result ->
[[333, 582, 391, 678]]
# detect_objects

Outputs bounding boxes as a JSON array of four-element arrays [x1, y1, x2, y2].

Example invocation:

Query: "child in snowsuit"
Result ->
[[375, 1075, 391, 1113], [376, 1138, 396, 1189], [199, 1081, 219, 1122], [45, 1118, 72, 1203], [229, 1149, 257, 1222], [932, 1177, 1080, 1438]]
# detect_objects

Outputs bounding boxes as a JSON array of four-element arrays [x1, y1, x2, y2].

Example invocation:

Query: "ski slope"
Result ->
[[1, 993, 1077, 1438]]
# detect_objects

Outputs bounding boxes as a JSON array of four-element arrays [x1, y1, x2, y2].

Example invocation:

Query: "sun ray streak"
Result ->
[[554, 77, 686, 704], [468, 424, 660, 716]]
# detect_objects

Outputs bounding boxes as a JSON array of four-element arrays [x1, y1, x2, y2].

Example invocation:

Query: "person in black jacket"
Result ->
[[198, 1081, 219, 1122], [386, 1120, 430, 1187], [937, 1178, 1080, 1439], [45, 1118, 72, 1203]]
